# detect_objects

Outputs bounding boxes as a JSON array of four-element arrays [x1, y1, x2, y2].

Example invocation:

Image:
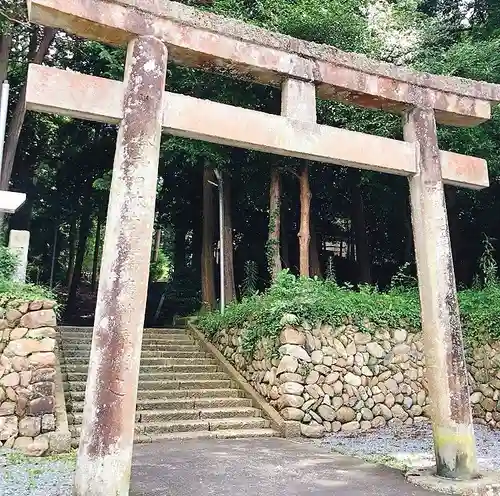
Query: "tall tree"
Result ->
[[0, 34, 12, 83], [350, 170, 372, 285], [201, 166, 216, 309], [222, 171, 236, 303], [267, 167, 281, 281], [1, 26, 56, 190], [298, 164, 311, 277]]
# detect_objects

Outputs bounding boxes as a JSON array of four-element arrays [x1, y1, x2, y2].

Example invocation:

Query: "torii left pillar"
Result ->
[[73, 36, 168, 496]]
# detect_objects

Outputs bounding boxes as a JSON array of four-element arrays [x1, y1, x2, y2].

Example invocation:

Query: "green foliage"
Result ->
[[199, 270, 422, 354], [0, 280, 55, 311], [479, 235, 498, 288], [149, 250, 172, 283], [390, 262, 418, 290], [325, 256, 336, 282], [241, 260, 259, 296], [199, 270, 500, 354], [0, 246, 19, 281]]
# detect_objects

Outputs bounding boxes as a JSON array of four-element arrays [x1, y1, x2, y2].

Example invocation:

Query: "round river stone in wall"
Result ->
[[336, 406, 356, 423], [300, 422, 325, 438], [280, 382, 304, 396], [278, 345, 311, 362], [277, 355, 298, 375], [317, 404, 336, 421], [366, 342, 385, 358], [280, 327, 305, 346], [281, 407, 305, 421], [344, 372, 361, 387]]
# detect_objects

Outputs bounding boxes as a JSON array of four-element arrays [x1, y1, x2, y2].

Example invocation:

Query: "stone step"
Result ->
[[59, 329, 190, 336], [68, 407, 262, 425], [59, 329, 191, 336], [62, 363, 220, 374], [60, 343, 200, 352], [64, 379, 233, 392], [59, 337, 195, 346], [60, 350, 208, 359], [70, 417, 269, 437], [70, 428, 278, 447], [141, 417, 270, 434], [66, 397, 253, 413], [65, 388, 245, 402], [63, 371, 229, 382], [65, 357, 217, 366]]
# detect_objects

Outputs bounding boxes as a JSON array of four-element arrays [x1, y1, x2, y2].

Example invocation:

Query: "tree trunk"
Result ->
[[280, 205, 290, 269], [153, 228, 161, 263], [445, 186, 465, 284], [201, 166, 216, 309], [1, 27, 56, 190], [66, 218, 78, 287], [91, 215, 102, 293], [0, 34, 12, 83], [298, 164, 311, 277], [65, 201, 93, 318], [351, 170, 372, 285], [222, 172, 236, 303], [310, 219, 322, 278], [268, 167, 281, 281], [49, 224, 58, 288], [174, 221, 186, 276], [403, 198, 414, 264]]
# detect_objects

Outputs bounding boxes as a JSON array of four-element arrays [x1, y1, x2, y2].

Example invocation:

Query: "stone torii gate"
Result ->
[[25, 0, 500, 494]]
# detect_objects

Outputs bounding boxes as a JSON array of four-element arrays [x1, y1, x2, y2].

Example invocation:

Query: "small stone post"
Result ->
[[8, 230, 30, 282], [404, 107, 477, 480], [73, 36, 168, 496]]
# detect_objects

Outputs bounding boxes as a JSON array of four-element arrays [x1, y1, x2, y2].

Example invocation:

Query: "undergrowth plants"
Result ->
[[198, 270, 500, 355], [0, 242, 55, 313]]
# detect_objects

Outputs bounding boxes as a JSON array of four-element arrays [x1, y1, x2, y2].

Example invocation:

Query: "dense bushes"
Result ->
[[198, 270, 500, 353]]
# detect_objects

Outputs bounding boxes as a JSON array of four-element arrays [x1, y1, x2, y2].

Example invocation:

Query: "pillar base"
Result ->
[[406, 468, 500, 495]]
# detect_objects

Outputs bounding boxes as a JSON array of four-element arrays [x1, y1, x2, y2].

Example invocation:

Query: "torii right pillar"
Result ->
[[405, 107, 477, 479]]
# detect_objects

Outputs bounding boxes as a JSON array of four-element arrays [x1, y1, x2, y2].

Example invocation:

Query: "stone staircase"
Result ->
[[58, 327, 278, 447]]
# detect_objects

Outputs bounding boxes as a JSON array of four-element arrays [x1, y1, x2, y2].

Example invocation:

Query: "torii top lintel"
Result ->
[[29, 0, 500, 127]]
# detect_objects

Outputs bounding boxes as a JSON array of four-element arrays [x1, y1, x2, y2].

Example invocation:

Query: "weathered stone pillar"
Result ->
[[8, 230, 30, 283], [73, 36, 168, 496], [404, 107, 477, 480]]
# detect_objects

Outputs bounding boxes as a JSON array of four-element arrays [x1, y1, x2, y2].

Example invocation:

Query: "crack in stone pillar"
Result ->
[[404, 107, 477, 480], [73, 35, 168, 496]]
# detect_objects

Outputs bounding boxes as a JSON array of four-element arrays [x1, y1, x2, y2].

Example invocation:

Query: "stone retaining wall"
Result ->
[[0, 300, 68, 455], [210, 320, 500, 437]]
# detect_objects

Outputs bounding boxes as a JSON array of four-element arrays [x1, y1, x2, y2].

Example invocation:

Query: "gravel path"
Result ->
[[319, 422, 500, 472], [0, 449, 75, 496]]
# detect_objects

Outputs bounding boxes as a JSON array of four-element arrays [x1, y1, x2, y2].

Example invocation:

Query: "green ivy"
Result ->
[[198, 270, 500, 354]]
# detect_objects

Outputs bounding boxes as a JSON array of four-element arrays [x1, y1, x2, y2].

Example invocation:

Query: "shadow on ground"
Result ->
[[131, 437, 435, 496]]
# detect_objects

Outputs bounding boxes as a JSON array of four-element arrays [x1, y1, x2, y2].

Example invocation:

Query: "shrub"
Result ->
[[149, 250, 172, 283], [198, 270, 500, 354], [0, 246, 18, 281]]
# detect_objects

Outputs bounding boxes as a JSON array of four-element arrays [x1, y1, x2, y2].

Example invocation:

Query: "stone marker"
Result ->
[[8, 230, 29, 283]]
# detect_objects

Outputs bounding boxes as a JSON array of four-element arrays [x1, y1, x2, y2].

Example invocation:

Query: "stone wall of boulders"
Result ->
[[0, 300, 61, 455], [467, 342, 500, 428], [210, 320, 500, 438]]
